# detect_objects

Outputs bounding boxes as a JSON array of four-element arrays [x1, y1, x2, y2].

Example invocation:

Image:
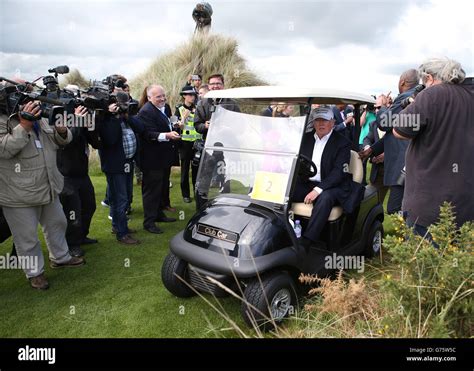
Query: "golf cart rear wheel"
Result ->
[[161, 253, 196, 298], [365, 220, 383, 258], [241, 272, 297, 330]]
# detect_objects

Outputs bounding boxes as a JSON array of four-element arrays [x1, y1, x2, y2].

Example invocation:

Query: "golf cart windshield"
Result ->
[[196, 105, 306, 205]]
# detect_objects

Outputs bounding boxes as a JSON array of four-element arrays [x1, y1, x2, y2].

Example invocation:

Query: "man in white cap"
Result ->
[[294, 107, 358, 248]]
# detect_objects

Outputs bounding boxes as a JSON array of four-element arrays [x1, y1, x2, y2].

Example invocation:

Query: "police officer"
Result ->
[[175, 86, 201, 203]]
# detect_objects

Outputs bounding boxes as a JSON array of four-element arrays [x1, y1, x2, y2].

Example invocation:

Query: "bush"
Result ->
[[129, 33, 267, 108], [381, 203, 473, 337], [60, 68, 90, 89], [288, 203, 473, 338]]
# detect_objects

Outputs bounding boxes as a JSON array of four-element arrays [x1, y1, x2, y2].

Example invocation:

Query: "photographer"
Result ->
[[58, 105, 102, 257], [0, 101, 84, 290], [394, 58, 474, 238], [175, 86, 201, 203], [359, 69, 419, 214], [98, 95, 143, 245]]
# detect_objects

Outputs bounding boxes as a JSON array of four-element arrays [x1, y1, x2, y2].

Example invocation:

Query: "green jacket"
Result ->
[[0, 114, 72, 207]]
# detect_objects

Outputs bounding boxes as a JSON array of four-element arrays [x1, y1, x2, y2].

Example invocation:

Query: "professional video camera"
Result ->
[[0, 68, 138, 124], [0, 66, 77, 123], [400, 84, 425, 109]]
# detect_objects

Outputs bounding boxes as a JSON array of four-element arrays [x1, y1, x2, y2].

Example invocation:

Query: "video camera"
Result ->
[[0, 68, 138, 124], [400, 84, 425, 109]]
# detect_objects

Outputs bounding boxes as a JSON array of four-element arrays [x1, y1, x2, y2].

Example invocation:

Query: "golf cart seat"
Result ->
[[291, 150, 364, 221]]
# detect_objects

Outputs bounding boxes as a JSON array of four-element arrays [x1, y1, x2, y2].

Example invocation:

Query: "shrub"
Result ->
[[129, 33, 267, 108]]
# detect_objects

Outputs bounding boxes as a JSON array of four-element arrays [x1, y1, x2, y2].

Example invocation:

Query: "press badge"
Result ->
[[35, 140, 43, 149]]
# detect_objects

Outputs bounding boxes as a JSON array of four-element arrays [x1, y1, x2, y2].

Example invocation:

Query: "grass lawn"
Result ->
[[0, 169, 243, 338], [0, 163, 394, 338]]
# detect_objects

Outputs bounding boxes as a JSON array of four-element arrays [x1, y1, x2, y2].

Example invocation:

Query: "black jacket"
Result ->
[[374, 87, 415, 186], [299, 130, 364, 213], [98, 114, 143, 174], [194, 98, 240, 140], [57, 126, 102, 178], [363, 119, 384, 184], [137, 102, 178, 171]]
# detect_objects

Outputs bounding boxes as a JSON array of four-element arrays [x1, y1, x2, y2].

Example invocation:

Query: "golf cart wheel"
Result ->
[[161, 253, 196, 298], [365, 220, 383, 258], [241, 272, 297, 330]]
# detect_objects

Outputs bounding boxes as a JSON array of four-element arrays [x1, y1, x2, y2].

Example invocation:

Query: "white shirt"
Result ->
[[309, 130, 333, 194], [157, 106, 172, 142]]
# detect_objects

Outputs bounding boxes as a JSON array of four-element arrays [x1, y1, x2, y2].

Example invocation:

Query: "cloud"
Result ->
[[1, 0, 472, 94]]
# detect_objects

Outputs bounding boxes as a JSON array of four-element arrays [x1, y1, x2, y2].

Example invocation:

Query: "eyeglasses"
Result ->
[[374, 106, 382, 110]]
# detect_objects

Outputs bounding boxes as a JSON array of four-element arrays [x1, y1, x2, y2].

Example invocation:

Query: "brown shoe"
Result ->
[[29, 274, 49, 290], [50, 256, 85, 269], [112, 227, 137, 235], [118, 234, 141, 245], [162, 206, 176, 212]]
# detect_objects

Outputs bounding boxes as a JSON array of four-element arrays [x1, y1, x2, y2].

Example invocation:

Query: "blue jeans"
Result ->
[[106, 173, 129, 239], [107, 163, 134, 217]]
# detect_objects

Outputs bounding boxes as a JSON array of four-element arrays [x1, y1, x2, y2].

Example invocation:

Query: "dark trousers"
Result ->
[[59, 176, 97, 247], [293, 181, 341, 242], [106, 172, 130, 239], [160, 167, 172, 209], [387, 185, 404, 215], [179, 141, 198, 198], [143, 169, 167, 228], [0, 208, 12, 244], [370, 165, 389, 205]]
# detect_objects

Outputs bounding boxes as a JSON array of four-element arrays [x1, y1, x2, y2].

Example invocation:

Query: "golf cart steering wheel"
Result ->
[[297, 154, 317, 178]]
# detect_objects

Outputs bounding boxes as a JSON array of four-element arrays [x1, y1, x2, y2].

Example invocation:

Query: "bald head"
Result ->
[[398, 69, 419, 93], [146, 84, 167, 108]]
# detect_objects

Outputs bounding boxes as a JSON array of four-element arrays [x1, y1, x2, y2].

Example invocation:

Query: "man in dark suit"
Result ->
[[58, 105, 102, 257], [98, 103, 143, 245], [359, 69, 419, 214], [294, 107, 362, 248], [362, 119, 388, 205], [138, 85, 180, 234]]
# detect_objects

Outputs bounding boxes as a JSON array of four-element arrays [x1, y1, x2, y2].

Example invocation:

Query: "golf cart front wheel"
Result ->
[[241, 272, 297, 330], [365, 220, 383, 258], [161, 253, 196, 298]]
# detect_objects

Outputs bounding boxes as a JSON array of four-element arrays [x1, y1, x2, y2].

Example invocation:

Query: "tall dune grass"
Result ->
[[129, 33, 267, 107]]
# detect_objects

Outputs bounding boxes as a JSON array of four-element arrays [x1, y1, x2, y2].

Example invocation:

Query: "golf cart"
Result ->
[[162, 86, 384, 328]]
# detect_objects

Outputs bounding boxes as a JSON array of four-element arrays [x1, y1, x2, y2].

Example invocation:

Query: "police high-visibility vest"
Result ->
[[178, 105, 201, 142]]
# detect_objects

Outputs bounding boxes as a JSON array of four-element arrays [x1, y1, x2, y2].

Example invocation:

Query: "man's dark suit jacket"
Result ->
[[137, 102, 177, 171], [363, 119, 384, 184], [98, 114, 143, 174], [297, 130, 364, 213]]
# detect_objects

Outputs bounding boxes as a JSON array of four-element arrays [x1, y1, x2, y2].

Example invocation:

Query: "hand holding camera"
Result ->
[[19, 101, 41, 131], [358, 145, 372, 160], [108, 103, 119, 114], [74, 105, 88, 117]]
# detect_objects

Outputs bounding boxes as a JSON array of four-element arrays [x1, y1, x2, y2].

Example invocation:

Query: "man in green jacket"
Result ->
[[0, 101, 85, 290]]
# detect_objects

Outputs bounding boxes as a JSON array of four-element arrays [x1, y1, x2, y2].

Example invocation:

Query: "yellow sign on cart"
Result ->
[[251, 171, 289, 204]]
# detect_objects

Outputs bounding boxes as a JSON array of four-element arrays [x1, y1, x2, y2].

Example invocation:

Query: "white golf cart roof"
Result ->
[[205, 86, 375, 105]]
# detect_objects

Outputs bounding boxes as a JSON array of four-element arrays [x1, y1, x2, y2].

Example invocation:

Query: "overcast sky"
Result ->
[[1, 0, 473, 95]]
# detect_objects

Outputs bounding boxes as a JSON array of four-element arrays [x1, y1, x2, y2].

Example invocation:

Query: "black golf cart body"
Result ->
[[162, 86, 384, 326]]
